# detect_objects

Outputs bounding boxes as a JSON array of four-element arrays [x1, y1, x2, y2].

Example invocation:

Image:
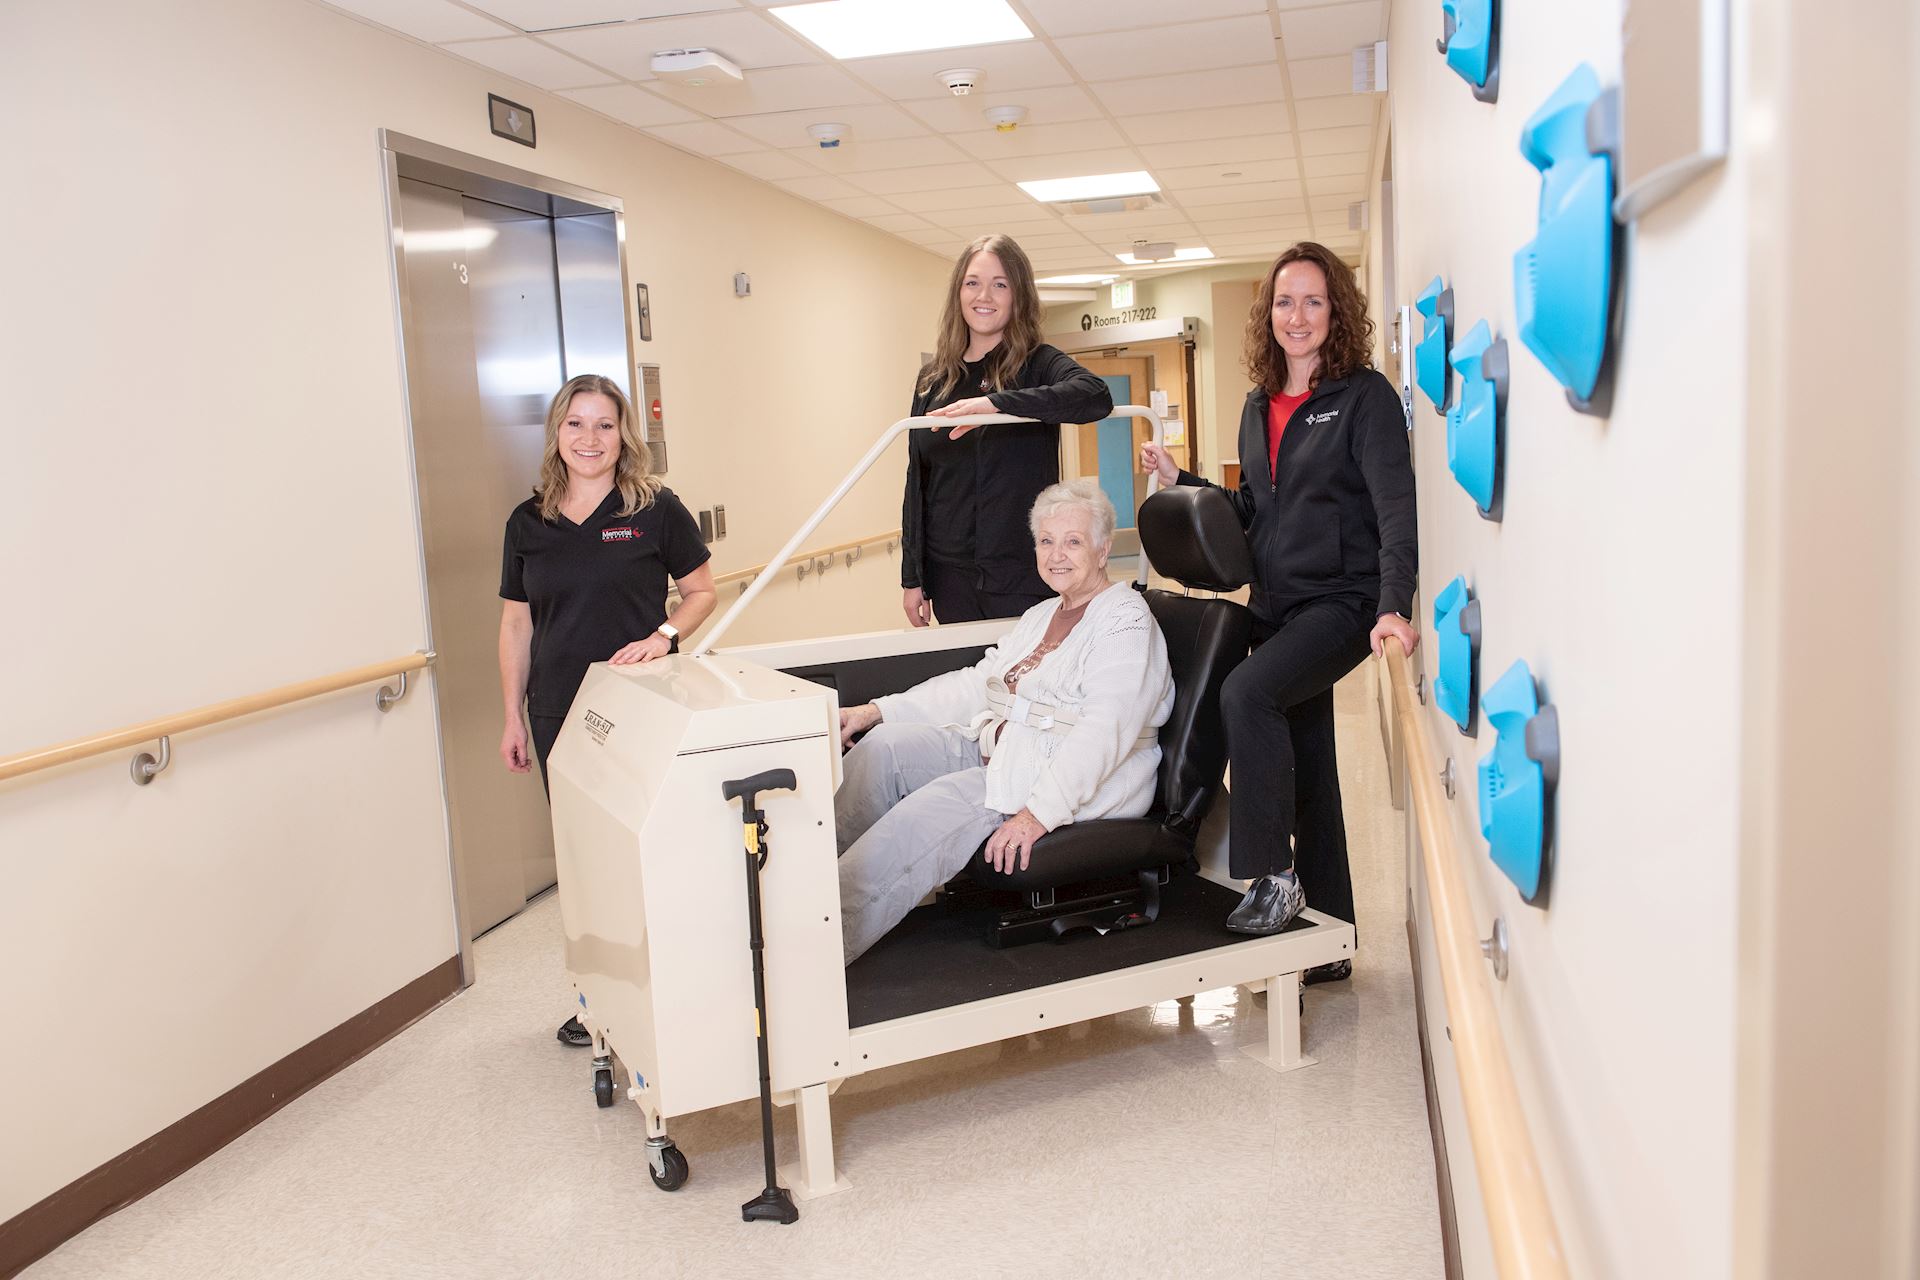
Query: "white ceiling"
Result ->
[[321, 0, 1385, 277]]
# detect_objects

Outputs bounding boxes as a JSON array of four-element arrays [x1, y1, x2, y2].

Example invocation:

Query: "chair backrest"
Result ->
[[1136, 486, 1256, 831]]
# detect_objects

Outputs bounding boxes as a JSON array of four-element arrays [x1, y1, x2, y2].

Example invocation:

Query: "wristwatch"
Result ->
[[656, 622, 679, 641]]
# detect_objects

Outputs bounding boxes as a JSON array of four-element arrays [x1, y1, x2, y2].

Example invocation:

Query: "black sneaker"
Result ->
[[556, 1015, 591, 1047], [1225, 872, 1306, 935], [1302, 959, 1352, 987]]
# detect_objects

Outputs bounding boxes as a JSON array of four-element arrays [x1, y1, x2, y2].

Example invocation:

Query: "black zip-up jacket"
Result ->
[[1179, 368, 1417, 623], [901, 343, 1114, 596]]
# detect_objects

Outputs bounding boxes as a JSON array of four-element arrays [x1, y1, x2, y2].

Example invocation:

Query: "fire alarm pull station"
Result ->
[[640, 363, 668, 471]]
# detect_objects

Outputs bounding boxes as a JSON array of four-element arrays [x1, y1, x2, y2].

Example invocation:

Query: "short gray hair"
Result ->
[[1028, 476, 1116, 549]]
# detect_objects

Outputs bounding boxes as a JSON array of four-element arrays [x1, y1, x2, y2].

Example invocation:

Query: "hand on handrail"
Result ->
[[1370, 613, 1421, 659], [926, 397, 999, 435]]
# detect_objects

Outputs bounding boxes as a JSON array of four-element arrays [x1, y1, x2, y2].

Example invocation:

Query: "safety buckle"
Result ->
[[1008, 693, 1034, 725]]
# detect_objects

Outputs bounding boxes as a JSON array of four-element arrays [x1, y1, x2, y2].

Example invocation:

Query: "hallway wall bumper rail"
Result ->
[[0, 651, 436, 786], [1382, 643, 1567, 1278], [674, 529, 905, 601]]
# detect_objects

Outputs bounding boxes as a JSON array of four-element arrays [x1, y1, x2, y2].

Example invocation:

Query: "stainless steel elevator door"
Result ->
[[398, 179, 558, 937]]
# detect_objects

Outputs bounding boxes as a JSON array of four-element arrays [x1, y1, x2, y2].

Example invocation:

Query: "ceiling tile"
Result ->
[[816, 195, 901, 217], [1303, 172, 1366, 197], [904, 84, 1106, 132], [646, 62, 874, 116], [439, 36, 616, 89], [1205, 229, 1305, 249], [726, 101, 928, 148], [1298, 125, 1373, 156], [1287, 54, 1357, 99], [848, 43, 1074, 100], [1277, 2, 1384, 60], [559, 83, 701, 127], [1301, 152, 1370, 177], [641, 119, 764, 155], [1136, 134, 1295, 167], [1290, 94, 1379, 130], [1089, 63, 1286, 115], [1115, 102, 1292, 145], [321, 0, 513, 43], [771, 174, 865, 200], [1018, 0, 1266, 38], [1009, 231, 1102, 250], [971, 217, 1072, 237], [949, 120, 1129, 160], [1054, 15, 1276, 82], [1176, 180, 1304, 207], [720, 149, 820, 180], [845, 164, 1010, 196], [1057, 207, 1197, 233], [910, 201, 1049, 226], [541, 11, 819, 79], [890, 187, 1036, 213], [982, 149, 1149, 184], [460, 0, 739, 28], [1152, 159, 1298, 191], [900, 227, 957, 247], [785, 135, 970, 173], [1164, 197, 1307, 221], [1188, 214, 1311, 235], [862, 212, 936, 231]]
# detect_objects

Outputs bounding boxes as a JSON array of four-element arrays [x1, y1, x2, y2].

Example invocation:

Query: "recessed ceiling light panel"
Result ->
[[1036, 274, 1118, 285], [770, 0, 1032, 60], [1017, 171, 1160, 203], [1114, 247, 1216, 265]]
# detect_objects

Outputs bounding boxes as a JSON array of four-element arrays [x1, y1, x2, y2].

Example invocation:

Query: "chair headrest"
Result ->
[[1138, 485, 1254, 592]]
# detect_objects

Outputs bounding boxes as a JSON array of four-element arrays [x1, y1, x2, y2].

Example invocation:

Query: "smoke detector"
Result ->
[[807, 122, 849, 149], [938, 67, 984, 96], [649, 48, 744, 86], [983, 104, 1027, 133]]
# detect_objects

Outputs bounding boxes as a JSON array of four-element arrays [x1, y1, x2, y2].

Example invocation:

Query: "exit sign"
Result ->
[[1110, 280, 1135, 308]]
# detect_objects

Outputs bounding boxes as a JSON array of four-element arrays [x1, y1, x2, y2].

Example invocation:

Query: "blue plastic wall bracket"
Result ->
[[1477, 660, 1558, 904], [1514, 65, 1621, 417], [1445, 320, 1506, 520], [1437, 0, 1499, 102], [1431, 576, 1481, 734], [1414, 276, 1454, 413]]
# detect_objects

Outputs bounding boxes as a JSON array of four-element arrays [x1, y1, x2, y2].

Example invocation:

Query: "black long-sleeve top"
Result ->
[[901, 343, 1113, 596], [1178, 368, 1417, 623]]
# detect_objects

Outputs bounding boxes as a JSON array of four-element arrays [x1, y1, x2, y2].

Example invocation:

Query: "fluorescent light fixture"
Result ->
[[1114, 247, 1215, 265], [1036, 274, 1117, 285], [1017, 171, 1159, 203], [770, 0, 1031, 60]]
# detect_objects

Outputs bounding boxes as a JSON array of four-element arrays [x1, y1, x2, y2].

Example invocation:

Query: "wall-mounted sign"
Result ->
[[488, 93, 536, 148], [1110, 280, 1135, 308]]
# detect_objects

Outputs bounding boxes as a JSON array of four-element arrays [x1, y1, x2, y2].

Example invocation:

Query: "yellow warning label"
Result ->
[[754, 1008, 762, 1038], [745, 823, 759, 854]]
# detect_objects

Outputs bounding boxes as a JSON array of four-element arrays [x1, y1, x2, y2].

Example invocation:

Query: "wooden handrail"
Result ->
[[682, 528, 902, 592], [1383, 644, 1568, 1279], [0, 651, 435, 783]]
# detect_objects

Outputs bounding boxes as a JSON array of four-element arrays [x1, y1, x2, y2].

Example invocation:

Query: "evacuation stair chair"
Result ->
[[961, 484, 1255, 946]]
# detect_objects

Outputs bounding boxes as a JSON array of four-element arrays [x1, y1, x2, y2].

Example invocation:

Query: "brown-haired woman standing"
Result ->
[[1143, 242, 1418, 953], [498, 372, 716, 1045], [902, 233, 1114, 626]]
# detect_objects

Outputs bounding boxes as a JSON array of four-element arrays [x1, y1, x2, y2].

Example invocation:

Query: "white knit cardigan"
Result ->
[[872, 583, 1175, 831]]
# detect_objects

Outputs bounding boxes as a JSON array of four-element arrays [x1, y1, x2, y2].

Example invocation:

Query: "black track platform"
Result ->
[[844, 874, 1317, 1028]]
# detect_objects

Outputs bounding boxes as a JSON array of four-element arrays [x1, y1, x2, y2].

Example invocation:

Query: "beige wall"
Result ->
[[1386, 1, 1746, 1275], [0, 0, 946, 1221]]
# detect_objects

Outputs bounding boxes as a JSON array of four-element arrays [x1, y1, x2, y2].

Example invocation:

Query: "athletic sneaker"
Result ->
[[1225, 870, 1306, 935]]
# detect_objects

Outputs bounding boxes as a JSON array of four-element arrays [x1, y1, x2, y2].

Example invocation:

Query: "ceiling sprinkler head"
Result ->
[[807, 122, 848, 149], [939, 67, 984, 96], [983, 104, 1028, 133]]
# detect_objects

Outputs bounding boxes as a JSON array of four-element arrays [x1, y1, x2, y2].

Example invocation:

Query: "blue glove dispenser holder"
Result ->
[[1414, 276, 1454, 413], [1514, 65, 1621, 417], [1432, 576, 1481, 734], [1445, 319, 1507, 520], [1437, 0, 1499, 102], [1478, 660, 1559, 904]]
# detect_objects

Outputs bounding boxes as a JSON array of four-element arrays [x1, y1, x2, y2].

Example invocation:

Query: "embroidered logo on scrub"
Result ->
[[601, 527, 641, 542], [1306, 410, 1341, 426]]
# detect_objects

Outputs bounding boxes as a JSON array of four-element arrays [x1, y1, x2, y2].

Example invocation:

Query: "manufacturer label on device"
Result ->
[[583, 709, 615, 745]]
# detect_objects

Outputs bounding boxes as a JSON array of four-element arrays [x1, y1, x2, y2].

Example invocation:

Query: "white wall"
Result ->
[[1385, 2, 1745, 1276], [0, 0, 946, 1222]]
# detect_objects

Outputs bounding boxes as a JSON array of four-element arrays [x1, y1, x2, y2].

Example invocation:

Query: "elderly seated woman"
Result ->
[[834, 478, 1175, 963]]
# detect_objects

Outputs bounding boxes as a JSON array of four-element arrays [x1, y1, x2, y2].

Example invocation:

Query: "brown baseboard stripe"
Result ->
[[1408, 910, 1466, 1280], [0, 955, 461, 1279]]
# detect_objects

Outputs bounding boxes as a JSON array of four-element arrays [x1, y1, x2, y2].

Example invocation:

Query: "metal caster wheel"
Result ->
[[593, 1068, 614, 1108], [649, 1143, 690, 1192]]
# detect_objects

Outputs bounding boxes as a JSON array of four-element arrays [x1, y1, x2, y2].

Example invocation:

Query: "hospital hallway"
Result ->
[[21, 670, 1442, 1280]]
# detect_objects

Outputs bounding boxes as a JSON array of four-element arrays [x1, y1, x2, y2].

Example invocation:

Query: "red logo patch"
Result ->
[[601, 527, 640, 542]]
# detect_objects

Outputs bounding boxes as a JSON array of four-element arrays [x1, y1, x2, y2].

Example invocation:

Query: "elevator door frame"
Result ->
[[378, 131, 639, 987]]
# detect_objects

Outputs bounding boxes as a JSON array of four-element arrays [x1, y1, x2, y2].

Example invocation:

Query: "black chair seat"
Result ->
[[966, 816, 1188, 891]]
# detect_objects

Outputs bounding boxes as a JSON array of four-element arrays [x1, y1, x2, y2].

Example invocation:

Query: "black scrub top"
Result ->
[[500, 486, 710, 717]]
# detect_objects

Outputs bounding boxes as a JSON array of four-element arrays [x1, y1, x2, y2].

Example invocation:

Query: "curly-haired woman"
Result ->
[[1142, 243, 1418, 953]]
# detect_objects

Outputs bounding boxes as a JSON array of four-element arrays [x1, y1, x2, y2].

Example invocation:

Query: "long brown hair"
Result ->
[[1244, 241, 1376, 396], [918, 234, 1044, 401], [534, 374, 661, 521]]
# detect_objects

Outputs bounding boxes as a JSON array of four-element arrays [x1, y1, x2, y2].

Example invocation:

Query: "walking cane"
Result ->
[[721, 768, 800, 1225]]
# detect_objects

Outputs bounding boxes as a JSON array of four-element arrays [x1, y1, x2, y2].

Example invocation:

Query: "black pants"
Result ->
[[1221, 593, 1376, 925], [922, 557, 1049, 624], [530, 714, 565, 800]]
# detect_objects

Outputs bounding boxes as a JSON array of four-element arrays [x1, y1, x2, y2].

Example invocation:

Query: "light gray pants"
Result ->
[[836, 722, 1008, 964]]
